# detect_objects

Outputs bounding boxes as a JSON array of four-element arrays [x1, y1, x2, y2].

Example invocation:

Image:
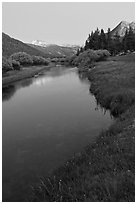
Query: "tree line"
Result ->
[[77, 27, 135, 56]]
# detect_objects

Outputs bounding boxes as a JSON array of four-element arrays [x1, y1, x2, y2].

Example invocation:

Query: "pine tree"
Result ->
[[127, 27, 135, 51], [80, 47, 84, 53], [100, 29, 106, 49], [113, 32, 122, 54], [76, 48, 80, 56], [122, 28, 135, 52], [122, 30, 128, 52], [93, 28, 100, 50], [106, 28, 114, 54], [88, 31, 94, 49], [85, 40, 90, 50]]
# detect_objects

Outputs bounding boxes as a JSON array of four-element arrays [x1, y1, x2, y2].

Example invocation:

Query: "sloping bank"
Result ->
[[2, 65, 52, 87], [31, 53, 135, 202]]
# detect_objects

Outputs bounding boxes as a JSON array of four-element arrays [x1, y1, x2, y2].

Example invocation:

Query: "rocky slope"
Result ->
[[110, 21, 135, 37]]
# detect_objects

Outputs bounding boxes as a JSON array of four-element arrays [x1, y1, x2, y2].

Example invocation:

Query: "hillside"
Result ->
[[28, 42, 79, 58], [110, 21, 135, 37], [2, 33, 47, 58]]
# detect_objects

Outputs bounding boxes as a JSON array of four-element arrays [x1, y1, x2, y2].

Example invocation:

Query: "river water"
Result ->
[[2, 66, 113, 201]]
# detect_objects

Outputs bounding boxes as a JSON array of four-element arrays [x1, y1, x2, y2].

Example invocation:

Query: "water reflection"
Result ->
[[3, 67, 113, 201], [78, 72, 88, 82], [20, 78, 33, 88], [2, 85, 16, 101], [2, 67, 74, 101], [78, 71, 112, 117], [33, 77, 53, 86], [2, 78, 33, 101]]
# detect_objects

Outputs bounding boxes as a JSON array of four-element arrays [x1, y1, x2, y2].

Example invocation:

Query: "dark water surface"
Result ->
[[3, 67, 113, 201]]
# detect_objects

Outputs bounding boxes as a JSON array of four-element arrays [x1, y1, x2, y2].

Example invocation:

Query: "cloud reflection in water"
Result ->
[[33, 77, 53, 86]]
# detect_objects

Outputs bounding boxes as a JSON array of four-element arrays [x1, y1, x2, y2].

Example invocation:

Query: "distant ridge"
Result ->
[[2, 33, 47, 58], [29, 42, 79, 57], [31, 40, 79, 48], [2, 33, 79, 58], [110, 21, 135, 37]]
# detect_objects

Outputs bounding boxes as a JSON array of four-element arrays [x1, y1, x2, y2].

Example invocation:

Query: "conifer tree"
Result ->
[[85, 40, 90, 50], [122, 28, 135, 52], [100, 29, 106, 49], [122, 30, 128, 52], [113, 32, 122, 54], [93, 28, 100, 50], [88, 31, 94, 49], [76, 48, 80, 56], [127, 27, 135, 51]]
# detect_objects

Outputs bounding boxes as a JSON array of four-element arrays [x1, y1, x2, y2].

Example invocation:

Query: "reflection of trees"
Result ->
[[78, 72, 88, 83], [20, 78, 33, 88], [2, 85, 16, 101], [2, 79, 33, 102]]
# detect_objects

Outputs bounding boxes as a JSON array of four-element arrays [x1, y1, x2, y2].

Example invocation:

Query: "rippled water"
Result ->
[[2, 67, 113, 201]]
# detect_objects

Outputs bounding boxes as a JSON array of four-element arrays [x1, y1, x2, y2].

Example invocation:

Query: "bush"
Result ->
[[60, 58, 66, 63], [65, 55, 76, 65], [32, 56, 49, 65], [10, 52, 33, 66], [96, 50, 110, 61], [71, 49, 110, 67], [2, 57, 13, 73], [10, 60, 21, 70], [51, 58, 59, 63], [72, 50, 98, 66]]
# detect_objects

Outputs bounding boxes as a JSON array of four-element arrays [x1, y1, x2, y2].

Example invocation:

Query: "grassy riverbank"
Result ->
[[88, 53, 135, 117], [2, 65, 51, 87], [31, 54, 135, 202]]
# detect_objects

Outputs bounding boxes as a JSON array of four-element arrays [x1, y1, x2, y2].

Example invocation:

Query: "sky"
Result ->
[[2, 2, 135, 45]]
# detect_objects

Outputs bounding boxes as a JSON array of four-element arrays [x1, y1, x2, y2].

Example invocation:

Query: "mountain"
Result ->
[[29, 41, 79, 57], [31, 40, 79, 48], [2, 33, 47, 58], [31, 40, 51, 47], [2, 33, 79, 58], [110, 21, 135, 37]]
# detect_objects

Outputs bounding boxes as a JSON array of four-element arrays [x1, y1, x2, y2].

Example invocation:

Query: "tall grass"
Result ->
[[88, 54, 135, 116]]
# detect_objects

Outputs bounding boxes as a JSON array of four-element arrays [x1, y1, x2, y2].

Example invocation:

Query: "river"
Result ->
[[2, 66, 113, 201]]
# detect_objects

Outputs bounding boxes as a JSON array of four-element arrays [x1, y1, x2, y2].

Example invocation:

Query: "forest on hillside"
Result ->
[[77, 27, 135, 56]]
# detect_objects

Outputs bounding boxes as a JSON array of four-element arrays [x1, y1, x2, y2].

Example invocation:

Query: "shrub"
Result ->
[[2, 57, 13, 73], [72, 49, 110, 67], [72, 50, 98, 66], [96, 50, 110, 61], [51, 58, 58, 63], [10, 52, 33, 66], [32, 56, 49, 65], [60, 58, 66, 63], [10, 60, 21, 70], [65, 55, 76, 65]]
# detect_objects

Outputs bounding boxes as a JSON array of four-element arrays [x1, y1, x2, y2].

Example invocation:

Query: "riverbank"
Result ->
[[31, 53, 135, 202], [2, 65, 52, 87]]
